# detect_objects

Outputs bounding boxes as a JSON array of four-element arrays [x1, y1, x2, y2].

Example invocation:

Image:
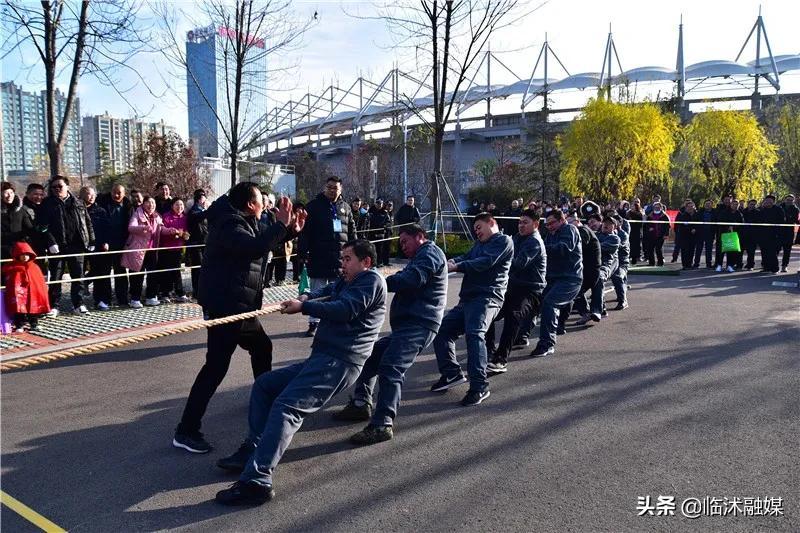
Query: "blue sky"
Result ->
[[4, 0, 799, 137]]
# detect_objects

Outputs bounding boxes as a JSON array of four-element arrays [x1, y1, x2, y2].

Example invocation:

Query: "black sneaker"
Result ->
[[576, 314, 592, 326], [215, 480, 274, 506], [350, 424, 393, 445], [461, 389, 490, 406], [530, 345, 555, 358], [217, 440, 256, 473], [332, 401, 372, 422], [172, 431, 213, 453], [486, 361, 508, 374], [430, 374, 467, 392], [613, 301, 629, 311], [511, 339, 529, 350], [556, 327, 566, 336], [591, 313, 602, 322], [305, 323, 318, 337]]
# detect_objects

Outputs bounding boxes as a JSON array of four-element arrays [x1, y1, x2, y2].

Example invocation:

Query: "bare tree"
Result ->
[[364, 0, 532, 213], [2, 0, 151, 178], [157, 0, 314, 188]]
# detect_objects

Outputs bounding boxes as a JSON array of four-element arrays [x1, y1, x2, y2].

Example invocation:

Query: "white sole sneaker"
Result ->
[[431, 375, 468, 392], [172, 438, 211, 454]]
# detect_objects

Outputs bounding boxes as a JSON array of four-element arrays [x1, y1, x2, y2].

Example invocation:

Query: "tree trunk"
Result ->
[[429, 126, 445, 227], [230, 149, 238, 188]]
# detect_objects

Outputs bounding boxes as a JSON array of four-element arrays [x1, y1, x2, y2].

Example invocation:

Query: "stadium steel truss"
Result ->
[[255, 12, 800, 155]]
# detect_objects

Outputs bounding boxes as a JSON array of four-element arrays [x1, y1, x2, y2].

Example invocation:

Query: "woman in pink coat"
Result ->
[[159, 198, 191, 303], [121, 196, 179, 308]]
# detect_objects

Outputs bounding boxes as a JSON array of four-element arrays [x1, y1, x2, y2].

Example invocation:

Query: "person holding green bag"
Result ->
[[716, 199, 744, 272]]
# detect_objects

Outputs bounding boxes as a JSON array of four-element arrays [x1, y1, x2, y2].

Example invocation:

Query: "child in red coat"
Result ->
[[3, 241, 50, 331]]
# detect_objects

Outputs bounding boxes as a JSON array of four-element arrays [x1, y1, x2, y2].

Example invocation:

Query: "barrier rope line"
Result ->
[[437, 212, 799, 227], [0, 243, 206, 264], [0, 232, 411, 289]]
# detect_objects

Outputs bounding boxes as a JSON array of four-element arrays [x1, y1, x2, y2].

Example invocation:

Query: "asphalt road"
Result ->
[[1, 269, 798, 532]]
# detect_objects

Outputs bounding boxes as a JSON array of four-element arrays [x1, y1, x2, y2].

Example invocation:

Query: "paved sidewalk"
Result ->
[[0, 283, 301, 360], [1, 265, 404, 361]]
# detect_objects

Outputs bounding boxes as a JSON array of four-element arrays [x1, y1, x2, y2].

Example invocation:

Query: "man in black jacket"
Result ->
[[173, 182, 305, 454], [21, 183, 52, 275], [759, 195, 784, 273], [1, 182, 34, 260], [42, 176, 95, 315], [394, 195, 421, 227], [779, 195, 798, 272], [297, 176, 356, 337], [187, 189, 210, 296], [502, 199, 523, 236], [367, 199, 390, 266], [97, 184, 133, 306], [694, 200, 716, 268], [741, 199, 760, 270], [79, 186, 112, 310], [154, 182, 173, 215], [675, 201, 697, 270]]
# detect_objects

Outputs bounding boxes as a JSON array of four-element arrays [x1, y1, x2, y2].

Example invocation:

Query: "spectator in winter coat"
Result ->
[[778, 195, 799, 272], [297, 176, 356, 337], [626, 198, 644, 264], [741, 199, 760, 270], [160, 198, 190, 302], [675, 201, 698, 270], [41, 176, 95, 315], [79, 186, 113, 310], [1, 182, 34, 261], [290, 201, 306, 282], [394, 196, 421, 227], [759, 195, 784, 273], [368, 199, 391, 267], [22, 183, 52, 271], [97, 184, 134, 306], [122, 196, 178, 308], [187, 189, 209, 296], [2, 241, 50, 331], [714, 199, 744, 272], [694, 200, 716, 268], [643, 202, 669, 266], [644, 194, 662, 216], [155, 182, 173, 215], [502, 200, 523, 236]]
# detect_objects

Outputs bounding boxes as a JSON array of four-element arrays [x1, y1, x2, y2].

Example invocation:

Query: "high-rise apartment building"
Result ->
[[1, 81, 82, 179], [82, 114, 177, 176], [185, 24, 267, 160]]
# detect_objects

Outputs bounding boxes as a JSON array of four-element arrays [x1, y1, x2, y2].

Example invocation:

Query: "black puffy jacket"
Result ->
[[1, 196, 34, 259], [298, 193, 356, 279], [187, 203, 209, 245], [367, 206, 391, 240], [197, 195, 287, 317], [41, 193, 95, 251]]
